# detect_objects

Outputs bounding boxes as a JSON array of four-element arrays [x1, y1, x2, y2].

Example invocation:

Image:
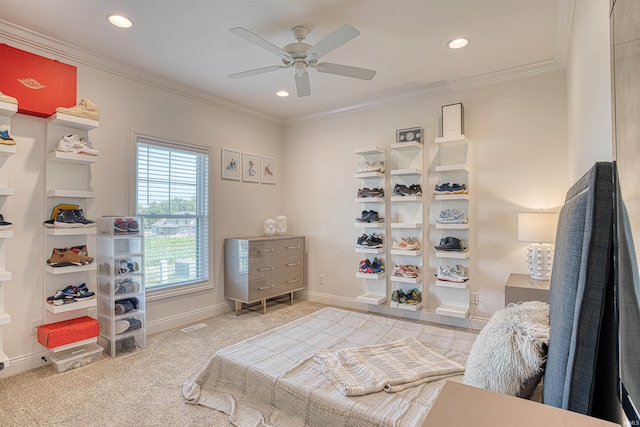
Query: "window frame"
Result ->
[[131, 130, 212, 301]]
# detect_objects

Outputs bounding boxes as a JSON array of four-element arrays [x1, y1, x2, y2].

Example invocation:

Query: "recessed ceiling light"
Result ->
[[107, 14, 133, 28], [447, 37, 469, 49], [276, 90, 290, 97]]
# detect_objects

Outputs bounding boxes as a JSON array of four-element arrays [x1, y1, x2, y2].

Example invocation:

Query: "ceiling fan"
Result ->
[[228, 24, 376, 97]]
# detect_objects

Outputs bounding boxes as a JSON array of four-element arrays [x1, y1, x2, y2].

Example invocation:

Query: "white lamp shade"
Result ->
[[518, 213, 559, 243]]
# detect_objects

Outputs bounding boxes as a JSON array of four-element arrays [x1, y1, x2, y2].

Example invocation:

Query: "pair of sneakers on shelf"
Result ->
[[392, 264, 421, 278], [391, 288, 422, 305], [434, 183, 468, 195], [356, 210, 384, 223], [359, 258, 384, 274], [43, 207, 95, 228], [55, 99, 100, 121], [114, 218, 139, 233], [47, 246, 94, 267], [357, 187, 384, 198], [55, 134, 100, 156], [46, 283, 95, 306], [434, 236, 466, 252], [436, 208, 468, 224], [393, 184, 422, 196], [392, 237, 420, 251], [357, 233, 383, 249], [357, 161, 385, 174], [435, 265, 469, 282]]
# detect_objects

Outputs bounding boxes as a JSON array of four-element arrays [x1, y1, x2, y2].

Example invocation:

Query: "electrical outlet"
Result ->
[[30, 319, 41, 336], [471, 292, 479, 305], [319, 275, 325, 285]]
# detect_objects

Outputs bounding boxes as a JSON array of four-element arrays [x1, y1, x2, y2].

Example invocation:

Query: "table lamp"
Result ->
[[518, 212, 559, 280]]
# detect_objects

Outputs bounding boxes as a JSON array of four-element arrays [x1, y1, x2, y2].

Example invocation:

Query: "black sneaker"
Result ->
[[54, 209, 96, 228], [367, 234, 383, 248], [434, 236, 465, 251]]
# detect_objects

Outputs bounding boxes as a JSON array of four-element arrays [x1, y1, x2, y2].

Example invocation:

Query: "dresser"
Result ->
[[224, 235, 305, 314]]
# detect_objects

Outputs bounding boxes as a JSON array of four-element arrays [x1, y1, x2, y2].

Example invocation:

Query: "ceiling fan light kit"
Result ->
[[228, 24, 376, 97]]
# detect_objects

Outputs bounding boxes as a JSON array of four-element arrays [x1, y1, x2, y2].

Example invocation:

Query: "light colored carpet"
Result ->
[[0, 300, 327, 427]]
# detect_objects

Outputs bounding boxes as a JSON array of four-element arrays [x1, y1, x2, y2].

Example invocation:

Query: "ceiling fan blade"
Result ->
[[314, 62, 376, 80], [228, 65, 288, 79], [295, 72, 311, 97], [306, 24, 360, 61], [230, 27, 291, 60]]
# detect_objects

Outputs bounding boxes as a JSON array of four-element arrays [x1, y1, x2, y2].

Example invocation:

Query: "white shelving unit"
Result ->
[[433, 134, 471, 319], [0, 100, 16, 370], [97, 217, 146, 357], [41, 113, 100, 352], [389, 140, 424, 311], [354, 147, 388, 305]]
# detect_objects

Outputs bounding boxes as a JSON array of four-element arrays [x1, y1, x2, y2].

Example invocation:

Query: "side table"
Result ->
[[504, 273, 550, 306]]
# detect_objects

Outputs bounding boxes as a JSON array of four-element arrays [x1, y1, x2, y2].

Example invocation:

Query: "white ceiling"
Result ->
[[0, 0, 570, 122]]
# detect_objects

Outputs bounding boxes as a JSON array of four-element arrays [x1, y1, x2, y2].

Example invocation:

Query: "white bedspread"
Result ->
[[183, 307, 477, 427]]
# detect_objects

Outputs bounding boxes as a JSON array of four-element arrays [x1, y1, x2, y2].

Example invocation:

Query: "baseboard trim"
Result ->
[[146, 302, 231, 335]]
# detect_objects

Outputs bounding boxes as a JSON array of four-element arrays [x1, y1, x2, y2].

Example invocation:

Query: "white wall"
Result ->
[[565, 0, 613, 181], [0, 29, 283, 377], [282, 71, 570, 326]]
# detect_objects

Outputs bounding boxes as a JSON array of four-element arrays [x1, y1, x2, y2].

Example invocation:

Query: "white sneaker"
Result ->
[[356, 161, 385, 173], [0, 92, 18, 105], [56, 134, 100, 156], [55, 98, 99, 121]]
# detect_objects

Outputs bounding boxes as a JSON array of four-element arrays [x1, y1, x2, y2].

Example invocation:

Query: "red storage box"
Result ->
[[37, 316, 99, 349], [0, 44, 77, 118]]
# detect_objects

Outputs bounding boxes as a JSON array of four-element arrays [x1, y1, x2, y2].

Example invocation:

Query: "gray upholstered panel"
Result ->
[[543, 162, 614, 415]]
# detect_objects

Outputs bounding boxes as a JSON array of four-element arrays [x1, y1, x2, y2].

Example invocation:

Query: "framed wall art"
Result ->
[[242, 153, 260, 183], [221, 148, 240, 180], [396, 127, 422, 144], [261, 156, 276, 184]]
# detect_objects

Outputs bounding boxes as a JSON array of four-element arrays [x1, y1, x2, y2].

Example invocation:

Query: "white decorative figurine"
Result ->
[[263, 218, 276, 237], [275, 215, 288, 235]]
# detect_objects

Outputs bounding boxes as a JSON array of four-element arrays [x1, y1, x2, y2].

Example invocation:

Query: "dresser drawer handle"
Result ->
[[259, 284, 274, 290], [286, 278, 300, 284], [286, 262, 300, 267], [259, 248, 274, 253], [258, 266, 275, 272], [285, 245, 300, 250]]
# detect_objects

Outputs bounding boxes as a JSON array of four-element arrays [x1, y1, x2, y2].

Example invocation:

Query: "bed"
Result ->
[[184, 162, 619, 426]]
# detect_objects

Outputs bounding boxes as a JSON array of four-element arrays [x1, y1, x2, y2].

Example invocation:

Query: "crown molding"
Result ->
[[0, 19, 284, 127]]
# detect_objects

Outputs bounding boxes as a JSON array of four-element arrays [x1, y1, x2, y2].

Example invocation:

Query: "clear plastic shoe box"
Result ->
[[50, 343, 103, 373]]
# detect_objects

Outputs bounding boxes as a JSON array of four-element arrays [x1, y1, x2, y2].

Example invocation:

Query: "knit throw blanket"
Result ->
[[314, 338, 465, 396]]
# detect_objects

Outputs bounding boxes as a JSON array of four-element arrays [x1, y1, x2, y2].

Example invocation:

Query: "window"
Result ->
[[134, 134, 209, 293]]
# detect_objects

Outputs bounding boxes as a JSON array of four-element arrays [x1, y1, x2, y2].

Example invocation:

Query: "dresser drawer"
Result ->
[[247, 270, 304, 302], [248, 237, 304, 260], [248, 254, 303, 280]]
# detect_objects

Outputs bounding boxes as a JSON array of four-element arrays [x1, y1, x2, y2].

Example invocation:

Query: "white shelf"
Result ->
[[47, 151, 99, 164], [391, 222, 423, 229], [355, 172, 385, 179], [354, 147, 384, 156], [390, 249, 423, 256], [45, 189, 96, 198], [44, 298, 97, 314], [355, 247, 385, 254], [390, 141, 423, 151], [355, 272, 386, 280], [0, 230, 13, 239], [435, 280, 469, 289], [0, 145, 16, 156], [0, 101, 17, 117], [355, 222, 385, 228], [0, 270, 12, 281], [390, 275, 423, 284], [45, 263, 97, 275], [0, 309, 10, 325], [45, 227, 97, 236], [46, 112, 99, 130], [435, 194, 469, 201], [0, 350, 8, 368], [435, 250, 469, 259], [390, 302, 423, 311], [0, 187, 14, 196], [436, 223, 469, 230], [390, 195, 422, 202], [435, 135, 470, 145], [391, 168, 422, 176], [435, 164, 469, 172], [355, 294, 387, 305], [50, 337, 98, 353], [436, 304, 470, 318], [355, 197, 385, 203]]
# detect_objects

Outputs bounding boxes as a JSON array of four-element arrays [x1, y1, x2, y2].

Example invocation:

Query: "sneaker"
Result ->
[[393, 184, 422, 196], [47, 248, 94, 267], [371, 258, 385, 273], [0, 214, 12, 230], [356, 161, 385, 173], [392, 237, 420, 251], [115, 297, 139, 315], [434, 183, 468, 195], [115, 317, 142, 335], [114, 218, 128, 233], [55, 134, 100, 156], [46, 285, 78, 301], [126, 218, 139, 233], [0, 92, 18, 105], [75, 283, 95, 299], [55, 98, 100, 121], [0, 130, 16, 146], [406, 288, 422, 304], [115, 259, 140, 275], [356, 187, 384, 198], [54, 209, 96, 228], [435, 265, 468, 282], [392, 264, 421, 278], [115, 278, 140, 295], [434, 236, 465, 251], [356, 210, 383, 223], [436, 208, 468, 224], [357, 233, 383, 248]]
